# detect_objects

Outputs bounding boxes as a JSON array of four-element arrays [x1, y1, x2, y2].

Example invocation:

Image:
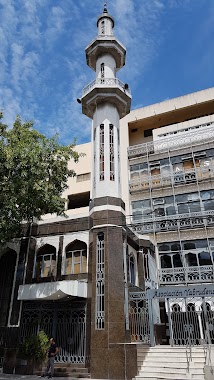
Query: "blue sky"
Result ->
[[0, 0, 214, 145]]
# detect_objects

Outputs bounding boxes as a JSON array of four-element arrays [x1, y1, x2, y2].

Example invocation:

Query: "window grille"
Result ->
[[100, 124, 104, 180], [96, 233, 105, 329], [109, 124, 114, 180]]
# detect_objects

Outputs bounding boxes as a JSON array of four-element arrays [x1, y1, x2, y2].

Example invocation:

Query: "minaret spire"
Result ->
[[103, 2, 108, 13]]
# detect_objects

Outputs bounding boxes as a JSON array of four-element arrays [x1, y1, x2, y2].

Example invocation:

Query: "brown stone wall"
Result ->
[[89, 222, 137, 379]]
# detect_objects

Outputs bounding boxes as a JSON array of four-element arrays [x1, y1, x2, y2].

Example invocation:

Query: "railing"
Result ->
[[158, 265, 214, 284], [129, 306, 150, 343], [82, 77, 131, 96], [132, 210, 214, 234], [128, 122, 214, 158], [129, 166, 214, 192]]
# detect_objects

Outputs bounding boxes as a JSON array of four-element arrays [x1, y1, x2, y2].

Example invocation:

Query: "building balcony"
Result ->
[[129, 166, 214, 193], [82, 77, 131, 96], [81, 77, 131, 119], [158, 265, 214, 285], [132, 210, 214, 234], [128, 122, 214, 159]]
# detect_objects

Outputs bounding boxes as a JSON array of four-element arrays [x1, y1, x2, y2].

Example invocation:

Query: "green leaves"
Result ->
[[0, 114, 80, 244]]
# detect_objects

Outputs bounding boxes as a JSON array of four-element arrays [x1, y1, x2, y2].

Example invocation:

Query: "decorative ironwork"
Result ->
[[109, 124, 114, 181], [82, 77, 131, 96], [129, 306, 150, 343], [159, 265, 214, 285], [132, 210, 214, 234], [96, 233, 105, 330], [19, 302, 87, 364]]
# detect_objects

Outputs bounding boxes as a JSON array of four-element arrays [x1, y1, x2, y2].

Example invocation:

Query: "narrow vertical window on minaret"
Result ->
[[101, 20, 105, 34], [109, 124, 115, 180], [100, 63, 105, 84], [100, 124, 104, 180], [96, 232, 105, 329]]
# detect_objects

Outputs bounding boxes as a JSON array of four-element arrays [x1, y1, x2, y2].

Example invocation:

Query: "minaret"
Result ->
[[82, 3, 131, 200], [81, 5, 136, 380]]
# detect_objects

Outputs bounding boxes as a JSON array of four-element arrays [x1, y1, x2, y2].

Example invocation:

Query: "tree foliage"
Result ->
[[20, 330, 49, 360], [0, 114, 80, 244]]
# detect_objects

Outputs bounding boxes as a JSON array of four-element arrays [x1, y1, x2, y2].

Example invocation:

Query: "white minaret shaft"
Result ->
[[81, 5, 131, 201]]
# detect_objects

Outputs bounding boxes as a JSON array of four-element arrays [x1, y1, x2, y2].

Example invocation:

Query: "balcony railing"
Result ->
[[159, 265, 214, 284], [132, 210, 214, 234], [129, 166, 214, 192], [82, 77, 131, 96], [128, 122, 214, 158]]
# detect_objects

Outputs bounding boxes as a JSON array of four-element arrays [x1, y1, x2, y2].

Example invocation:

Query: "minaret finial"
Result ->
[[103, 2, 108, 13]]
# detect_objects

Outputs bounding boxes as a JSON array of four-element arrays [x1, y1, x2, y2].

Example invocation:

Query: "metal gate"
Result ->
[[20, 301, 87, 363], [129, 284, 214, 347]]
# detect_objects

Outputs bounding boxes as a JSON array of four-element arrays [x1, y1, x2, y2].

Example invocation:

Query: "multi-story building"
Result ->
[[0, 4, 213, 380]]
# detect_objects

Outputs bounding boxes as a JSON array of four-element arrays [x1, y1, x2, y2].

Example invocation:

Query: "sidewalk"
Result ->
[[0, 374, 90, 380]]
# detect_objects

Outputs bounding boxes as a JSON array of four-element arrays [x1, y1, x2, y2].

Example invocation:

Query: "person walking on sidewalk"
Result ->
[[42, 338, 59, 378]]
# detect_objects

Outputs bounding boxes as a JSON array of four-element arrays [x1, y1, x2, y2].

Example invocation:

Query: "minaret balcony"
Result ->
[[81, 77, 131, 119], [85, 36, 126, 71]]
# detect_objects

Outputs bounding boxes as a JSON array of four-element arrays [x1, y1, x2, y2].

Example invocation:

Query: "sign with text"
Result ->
[[148, 284, 214, 299]]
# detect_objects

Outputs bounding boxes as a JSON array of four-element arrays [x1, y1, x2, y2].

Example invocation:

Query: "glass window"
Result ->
[[187, 193, 199, 201], [198, 251, 212, 266], [133, 211, 142, 221], [201, 191, 211, 200], [166, 205, 176, 216], [178, 204, 189, 214], [185, 252, 198, 267], [158, 244, 170, 252], [176, 194, 188, 203], [35, 245, 56, 278], [173, 254, 183, 268], [65, 241, 87, 275], [204, 200, 214, 211], [183, 242, 196, 250], [171, 243, 181, 251], [189, 202, 201, 212], [161, 255, 172, 268]]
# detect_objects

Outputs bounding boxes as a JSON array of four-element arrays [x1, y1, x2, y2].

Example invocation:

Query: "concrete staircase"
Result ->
[[134, 345, 206, 380], [37, 363, 90, 378]]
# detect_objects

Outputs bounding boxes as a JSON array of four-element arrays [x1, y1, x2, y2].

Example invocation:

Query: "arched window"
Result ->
[[160, 254, 172, 268], [34, 244, 56, 278], [185, 252, 198, 267], [173, 253, 183, 268], [0, 250, 17, 326], [198, 251, 212, 266], [65, 240, 87, 275]]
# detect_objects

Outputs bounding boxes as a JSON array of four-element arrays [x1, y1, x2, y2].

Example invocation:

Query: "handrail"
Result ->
[[82, 77, 131, 96]]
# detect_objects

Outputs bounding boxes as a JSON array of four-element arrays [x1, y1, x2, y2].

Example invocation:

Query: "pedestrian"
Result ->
[[41, 337, 59, 378]]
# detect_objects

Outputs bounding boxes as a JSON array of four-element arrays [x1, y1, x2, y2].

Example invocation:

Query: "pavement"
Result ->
[[0, 374, 89, 380]]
